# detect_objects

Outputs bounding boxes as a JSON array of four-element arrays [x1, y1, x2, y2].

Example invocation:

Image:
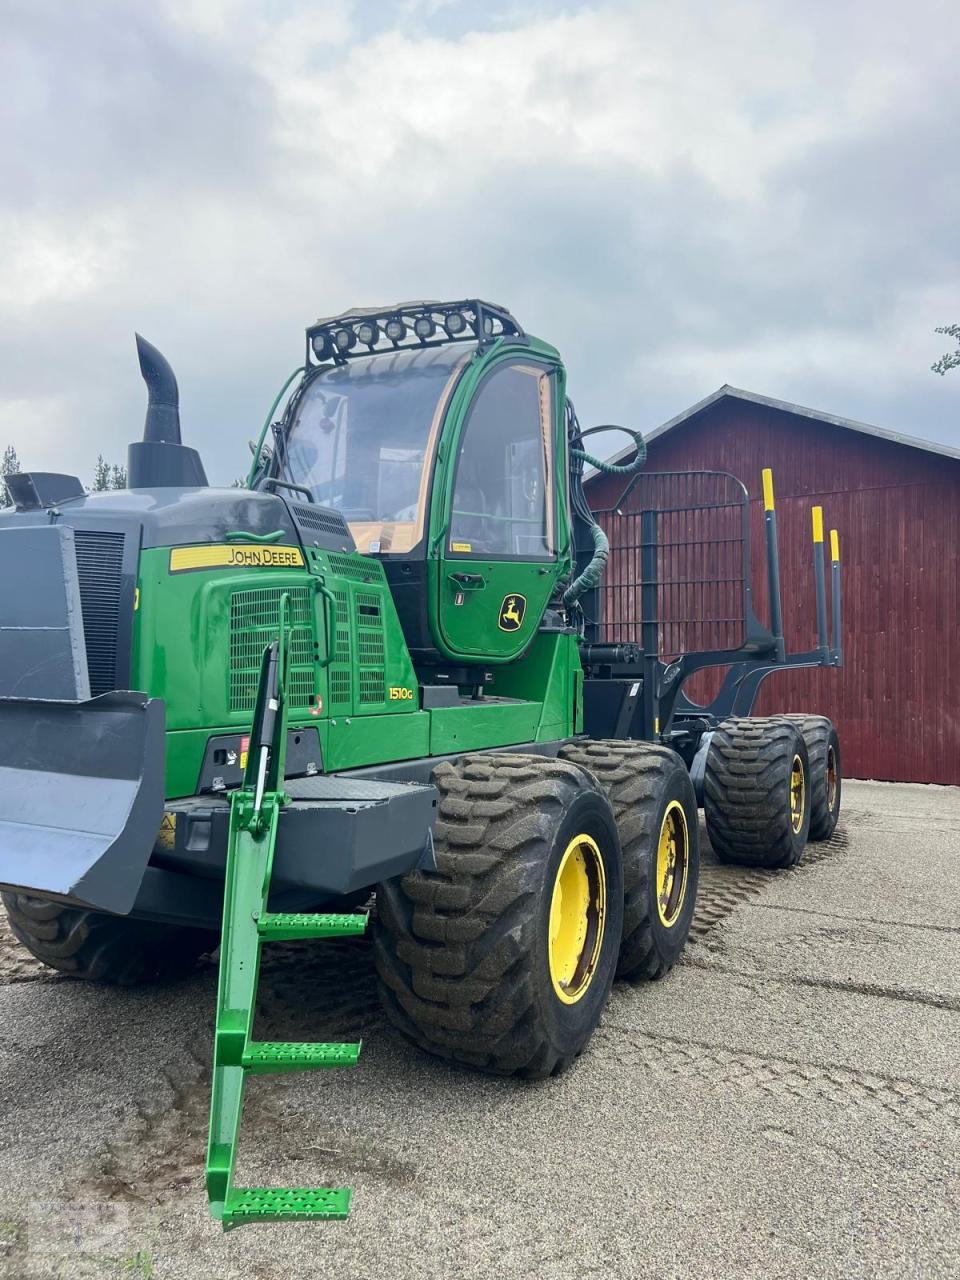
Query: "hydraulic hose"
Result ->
[[563, 409, 647, 606], [246, 367, 305, 488], [569, 424, 648, 476]]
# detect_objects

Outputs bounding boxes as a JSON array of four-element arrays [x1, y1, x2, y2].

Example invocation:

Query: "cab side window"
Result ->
[[449, 363, 555, 559]]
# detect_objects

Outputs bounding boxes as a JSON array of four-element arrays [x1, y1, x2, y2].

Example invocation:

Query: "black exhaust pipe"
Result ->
[[136, 333, 182, 444], [127, 334, 208, 489]]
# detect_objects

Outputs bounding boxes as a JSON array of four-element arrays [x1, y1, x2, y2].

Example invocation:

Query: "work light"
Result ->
[[356, 321, 379, 346], [444, 311, 466, 337], [414, 316, 436, 340], [333, 327, 356, 352], [384, 318, 407, 342], [311, 332, 333, 360]]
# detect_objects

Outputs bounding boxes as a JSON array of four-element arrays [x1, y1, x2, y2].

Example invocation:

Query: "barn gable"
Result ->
[[584, 388, 960, 785]]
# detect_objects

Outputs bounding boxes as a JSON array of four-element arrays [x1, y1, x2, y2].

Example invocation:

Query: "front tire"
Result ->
[[2, 893, 217, 984], [704, 718, 811, 868], [558, 741, 699, 980], [373, 755, 624, 1078]]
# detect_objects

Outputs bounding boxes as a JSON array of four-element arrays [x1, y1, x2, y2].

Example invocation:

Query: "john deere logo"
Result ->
[[498, 594, 526, 632]]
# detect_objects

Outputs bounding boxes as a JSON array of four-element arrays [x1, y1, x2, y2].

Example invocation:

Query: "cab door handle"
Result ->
[[447, 572, 486, 591]]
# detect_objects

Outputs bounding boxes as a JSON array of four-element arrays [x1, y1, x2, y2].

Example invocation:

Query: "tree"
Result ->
[[931, 324, 960, 376], [109, 462, 127, 489], [1, 445, 20, 507], [92, 454, 111, 490]]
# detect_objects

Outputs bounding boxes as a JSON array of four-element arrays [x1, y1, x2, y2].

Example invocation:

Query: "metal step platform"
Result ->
[[206, 602, 369, 1230]]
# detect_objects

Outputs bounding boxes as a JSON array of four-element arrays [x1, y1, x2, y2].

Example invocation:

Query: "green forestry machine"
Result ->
[[0, 300, 842, 1228]]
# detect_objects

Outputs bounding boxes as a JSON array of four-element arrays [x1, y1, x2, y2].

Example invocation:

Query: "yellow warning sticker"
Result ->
[[168, 544, 305, 573], [450, 541, 472, 553], [156, 813, 176, 851]]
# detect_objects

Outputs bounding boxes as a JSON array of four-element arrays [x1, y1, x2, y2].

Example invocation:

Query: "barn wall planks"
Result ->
[[586, 400, 960, 785]]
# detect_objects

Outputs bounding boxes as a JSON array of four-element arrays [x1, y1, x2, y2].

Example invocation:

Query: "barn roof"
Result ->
[[595, 384, 960, 471]]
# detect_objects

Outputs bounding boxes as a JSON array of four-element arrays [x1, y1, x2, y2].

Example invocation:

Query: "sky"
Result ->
[[1, 0, 958, 486]]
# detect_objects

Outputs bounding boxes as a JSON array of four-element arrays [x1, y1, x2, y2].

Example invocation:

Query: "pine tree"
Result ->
[[1, 445, 20, 507], [92, 454, 111, 491], [109, 462, 127, 489]]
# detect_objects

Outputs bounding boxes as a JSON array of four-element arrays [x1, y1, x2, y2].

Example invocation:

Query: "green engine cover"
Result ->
[[133, 540, 425, 797]]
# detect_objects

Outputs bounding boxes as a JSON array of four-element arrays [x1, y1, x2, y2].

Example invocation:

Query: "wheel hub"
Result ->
[[656, 801, 689, 927], [826, 746, 838, 810], [548, 835, 606, 1004], [790, 755, 806, 833]]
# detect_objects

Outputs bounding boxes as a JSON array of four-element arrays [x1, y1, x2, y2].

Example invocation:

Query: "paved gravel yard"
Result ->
[[0, 779, 958, 1280]]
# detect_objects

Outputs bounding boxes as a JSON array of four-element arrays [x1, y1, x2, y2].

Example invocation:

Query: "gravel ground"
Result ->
[[0, 778, 958, 1280]]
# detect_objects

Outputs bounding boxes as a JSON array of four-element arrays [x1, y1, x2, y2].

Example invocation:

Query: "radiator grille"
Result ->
[[327, 553, 385, 583], [356, 591, 386, 705], [328, 589, 352, 711], [229, 585, 316, 713], [73, 530, 125, 696], [287, 502, 352, 542]]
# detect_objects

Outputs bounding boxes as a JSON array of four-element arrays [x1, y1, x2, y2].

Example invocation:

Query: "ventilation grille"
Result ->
[[287, 502, 353, 546], [229, 585, 315, 714], [328, 589, 352, 711], [356, 590, 386, 705], [327, 553, 385, 583], [73, 530, 125, 696]]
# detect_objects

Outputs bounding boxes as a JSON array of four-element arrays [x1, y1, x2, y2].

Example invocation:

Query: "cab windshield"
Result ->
[[280, 345, 470, 554]]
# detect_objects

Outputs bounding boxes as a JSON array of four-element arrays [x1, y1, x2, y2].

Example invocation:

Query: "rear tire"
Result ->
[[558, 740, 699, 981], [2, 893, 217, 984], [779, 715, 841, 841], [704, 718, 811, 868], [373, 755, 623, 1078]]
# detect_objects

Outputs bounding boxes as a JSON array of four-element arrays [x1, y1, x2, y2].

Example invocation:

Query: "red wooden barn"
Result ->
[[584, 386, 960, 786]]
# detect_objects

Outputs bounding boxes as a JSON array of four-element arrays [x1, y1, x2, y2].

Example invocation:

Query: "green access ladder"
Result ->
[[206, 599, 367, 1230]]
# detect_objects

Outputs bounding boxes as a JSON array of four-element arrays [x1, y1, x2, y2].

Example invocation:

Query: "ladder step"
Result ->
[[223, 1186, 352, 1226], [256, 911, 368, 941], [242, 1040, 361, 1074]]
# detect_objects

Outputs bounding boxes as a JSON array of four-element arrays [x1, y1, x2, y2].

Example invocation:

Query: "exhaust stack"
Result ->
[[137, 333, 182, 444], [127, 334, 208, 488]]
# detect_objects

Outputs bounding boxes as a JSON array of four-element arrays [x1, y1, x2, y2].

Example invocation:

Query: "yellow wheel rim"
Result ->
[[548, 834, 606, 1005], [826, 746, 838, 810], [790, 754, 806, 833], [656, 801, 689, 927]]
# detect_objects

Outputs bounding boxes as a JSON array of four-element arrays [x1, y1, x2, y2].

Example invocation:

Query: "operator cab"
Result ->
[[266, 301, 569, 670]]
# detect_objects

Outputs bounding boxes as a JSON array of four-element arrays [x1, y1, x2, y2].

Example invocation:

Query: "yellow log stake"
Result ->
[[830, 529, 840, 562], [811, 505, 824, 543], [761, 468, 775, 511]]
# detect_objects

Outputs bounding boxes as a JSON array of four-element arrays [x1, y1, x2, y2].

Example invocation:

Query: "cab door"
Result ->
[[435, 358, 560, 662]]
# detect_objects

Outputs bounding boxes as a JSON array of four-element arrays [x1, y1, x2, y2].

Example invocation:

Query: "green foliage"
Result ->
[[92, 454, 111, 490], [0, 444, 19, 507], [93, 455, 127, 490], [120, 1250, 153, 1279], [931, 323, 960, 376]]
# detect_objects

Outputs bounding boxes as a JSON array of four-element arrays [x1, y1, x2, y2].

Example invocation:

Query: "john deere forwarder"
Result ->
[[0, 301, 842, 1228]]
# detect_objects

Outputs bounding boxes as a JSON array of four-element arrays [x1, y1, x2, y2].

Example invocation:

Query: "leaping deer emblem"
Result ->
[[500, 595, 525, 630]]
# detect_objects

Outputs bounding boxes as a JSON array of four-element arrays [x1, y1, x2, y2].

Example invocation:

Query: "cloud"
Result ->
[[0, 0, 957, 486]]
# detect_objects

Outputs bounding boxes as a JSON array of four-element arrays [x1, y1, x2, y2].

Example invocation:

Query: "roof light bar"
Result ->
[[304, 299, 524, 367]]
